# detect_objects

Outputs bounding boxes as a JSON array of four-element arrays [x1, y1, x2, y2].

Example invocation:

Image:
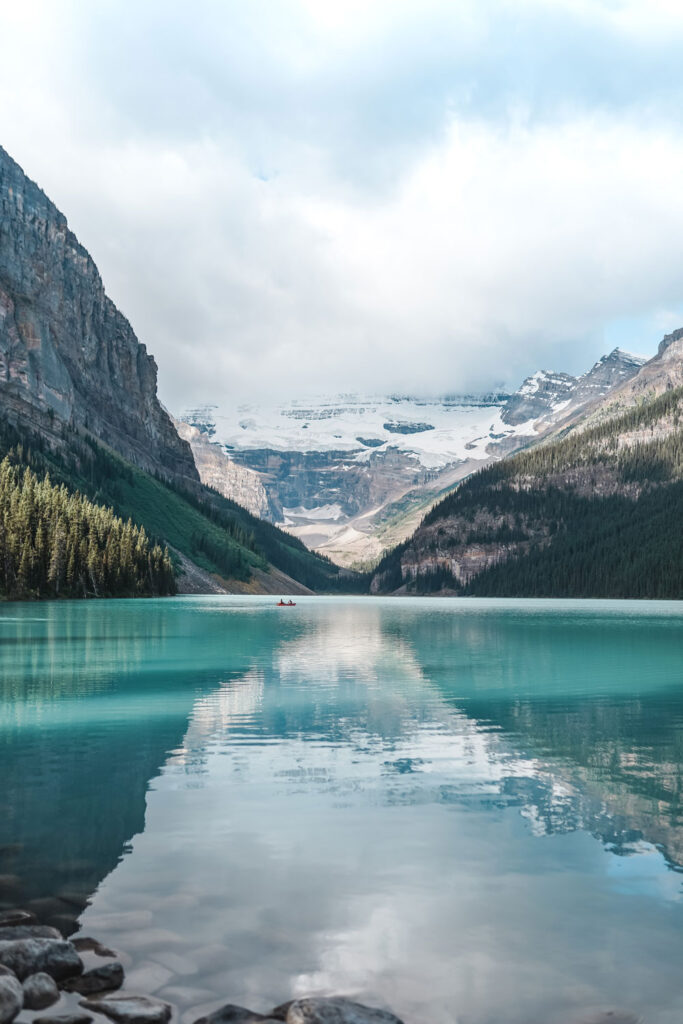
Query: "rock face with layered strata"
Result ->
[[0, 146, 198, 488]]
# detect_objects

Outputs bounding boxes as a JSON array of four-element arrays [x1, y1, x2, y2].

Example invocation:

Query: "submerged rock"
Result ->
[[80, 993, 172, 1024], [0, 911, 36, 928], [35, 1015, 94, 1024], [0, 973, 23, 1024], [0, 926, 62, 941], [71, 937, 118, 958], [63, 962, 124, 995], [283, 999, 405, 1024], [123, 963, 171, 995], [22, 971, 60, 1010], [193, 1006, 280, 1024], [0, 938, 83, 982]]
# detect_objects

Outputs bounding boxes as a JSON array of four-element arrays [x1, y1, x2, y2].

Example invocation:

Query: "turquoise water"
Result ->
[[2, 596, 683, 1024]]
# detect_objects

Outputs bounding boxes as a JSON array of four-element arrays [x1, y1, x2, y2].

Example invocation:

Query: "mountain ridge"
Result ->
[[177, 347, 645, 566], [368, 333, 683, 597]]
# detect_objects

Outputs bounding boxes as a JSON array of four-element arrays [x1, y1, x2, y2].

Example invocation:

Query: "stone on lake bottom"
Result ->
[[192, 1005, 280, 1024], [80, 993, 172, 1024], [284, 999, 405, 1024], [0, 938, 83, 982], [22, 971, 60, 1009], [0, 911, 36, 929], [63, 961, 124, 994], [35, 1014, 94, 1024], [0, 973, 23, 1024], [0, 926, 62, 941], [124, 963, 173, 995], [71, 938, 119, 959]]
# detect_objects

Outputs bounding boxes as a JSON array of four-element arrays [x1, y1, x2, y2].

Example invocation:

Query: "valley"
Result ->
[[177, 349, 645, 566]]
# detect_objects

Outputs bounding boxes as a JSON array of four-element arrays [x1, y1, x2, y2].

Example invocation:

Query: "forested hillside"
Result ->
[[0, 418, 350, 597], [0, 459, 175, 599], [370, 383, 683, 599]]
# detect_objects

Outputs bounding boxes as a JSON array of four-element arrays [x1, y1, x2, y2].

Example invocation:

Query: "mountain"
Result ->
[[0, 145, 346, 596], [177, 349, 644, 567], [0, 145, 197, 488], [369, 332, 683, 598]]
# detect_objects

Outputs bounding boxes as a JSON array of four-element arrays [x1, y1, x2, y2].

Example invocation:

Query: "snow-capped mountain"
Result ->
[[176, 348, 644, 567]]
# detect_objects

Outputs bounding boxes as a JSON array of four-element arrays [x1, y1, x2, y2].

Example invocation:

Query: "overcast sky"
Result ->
[[3, 0, 683, 408]]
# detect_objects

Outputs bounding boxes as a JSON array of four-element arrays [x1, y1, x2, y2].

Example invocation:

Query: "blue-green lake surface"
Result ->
[[2, 596, 683, 1024]]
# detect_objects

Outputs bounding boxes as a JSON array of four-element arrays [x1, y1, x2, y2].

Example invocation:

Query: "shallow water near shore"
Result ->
[[2, 595, 683, 1024]]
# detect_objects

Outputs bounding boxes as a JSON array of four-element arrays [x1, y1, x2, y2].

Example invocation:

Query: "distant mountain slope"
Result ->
[[0, 145, 197, 488], [370, 334, 683, 598], [177, 349, 643, 567]]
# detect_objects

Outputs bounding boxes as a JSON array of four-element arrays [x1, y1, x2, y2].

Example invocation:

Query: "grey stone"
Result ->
[[27, 899, 71, 919], [0, 938, 83, 982], [284, 999, 405, 1024], [80, 993, 172, 1024], [0, 911, 36, 928], [22, 971, 60, 1010], [192, 1007, 271, 1024], [47, 915, 80, 938], [71, 937, 119, 958], [0, 973, 23, 1024], [63, 962, 124, 995], [0, 926, 62, 941], [35, 1015, 94, 1024]]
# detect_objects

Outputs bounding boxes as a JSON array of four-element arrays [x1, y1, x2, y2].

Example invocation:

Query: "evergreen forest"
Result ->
[[0, 458, 175, 599]]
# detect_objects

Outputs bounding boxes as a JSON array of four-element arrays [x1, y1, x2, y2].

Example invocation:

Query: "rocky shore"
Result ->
[[0, 910, 404, 1024]]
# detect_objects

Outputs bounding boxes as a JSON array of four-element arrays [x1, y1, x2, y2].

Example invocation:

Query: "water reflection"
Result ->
[[2, 598, 683, 1023]]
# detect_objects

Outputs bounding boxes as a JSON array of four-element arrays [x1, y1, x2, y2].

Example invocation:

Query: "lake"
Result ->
[[2, 596, 683, 1024]]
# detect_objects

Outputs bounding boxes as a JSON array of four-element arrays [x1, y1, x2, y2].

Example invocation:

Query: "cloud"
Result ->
[[2, 1, 683, 407]]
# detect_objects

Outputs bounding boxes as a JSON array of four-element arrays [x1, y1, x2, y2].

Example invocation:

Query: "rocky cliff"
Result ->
[[175, 420, 270, 518], [0, 146, 198, 487]]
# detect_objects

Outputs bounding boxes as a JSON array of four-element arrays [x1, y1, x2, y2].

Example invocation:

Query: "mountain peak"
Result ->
[[658, 327, 683, 356]]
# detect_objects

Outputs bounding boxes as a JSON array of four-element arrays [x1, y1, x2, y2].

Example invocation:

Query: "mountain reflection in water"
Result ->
[[1, 597, 683, 1024]]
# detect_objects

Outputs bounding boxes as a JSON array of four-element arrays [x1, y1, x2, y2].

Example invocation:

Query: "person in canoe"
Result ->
[[277, 599, 296, 606]]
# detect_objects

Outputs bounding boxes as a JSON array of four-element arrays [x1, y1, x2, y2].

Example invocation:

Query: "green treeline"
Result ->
[[465, 483, 683, 599], [0, 458, 175, 599]]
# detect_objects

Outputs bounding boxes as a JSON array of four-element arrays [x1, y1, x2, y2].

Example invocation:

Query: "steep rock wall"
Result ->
[[0, 146, 198, 487]]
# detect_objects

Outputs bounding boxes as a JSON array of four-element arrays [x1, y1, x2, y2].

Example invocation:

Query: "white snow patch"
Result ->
[[180, 394, 540, 471]]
